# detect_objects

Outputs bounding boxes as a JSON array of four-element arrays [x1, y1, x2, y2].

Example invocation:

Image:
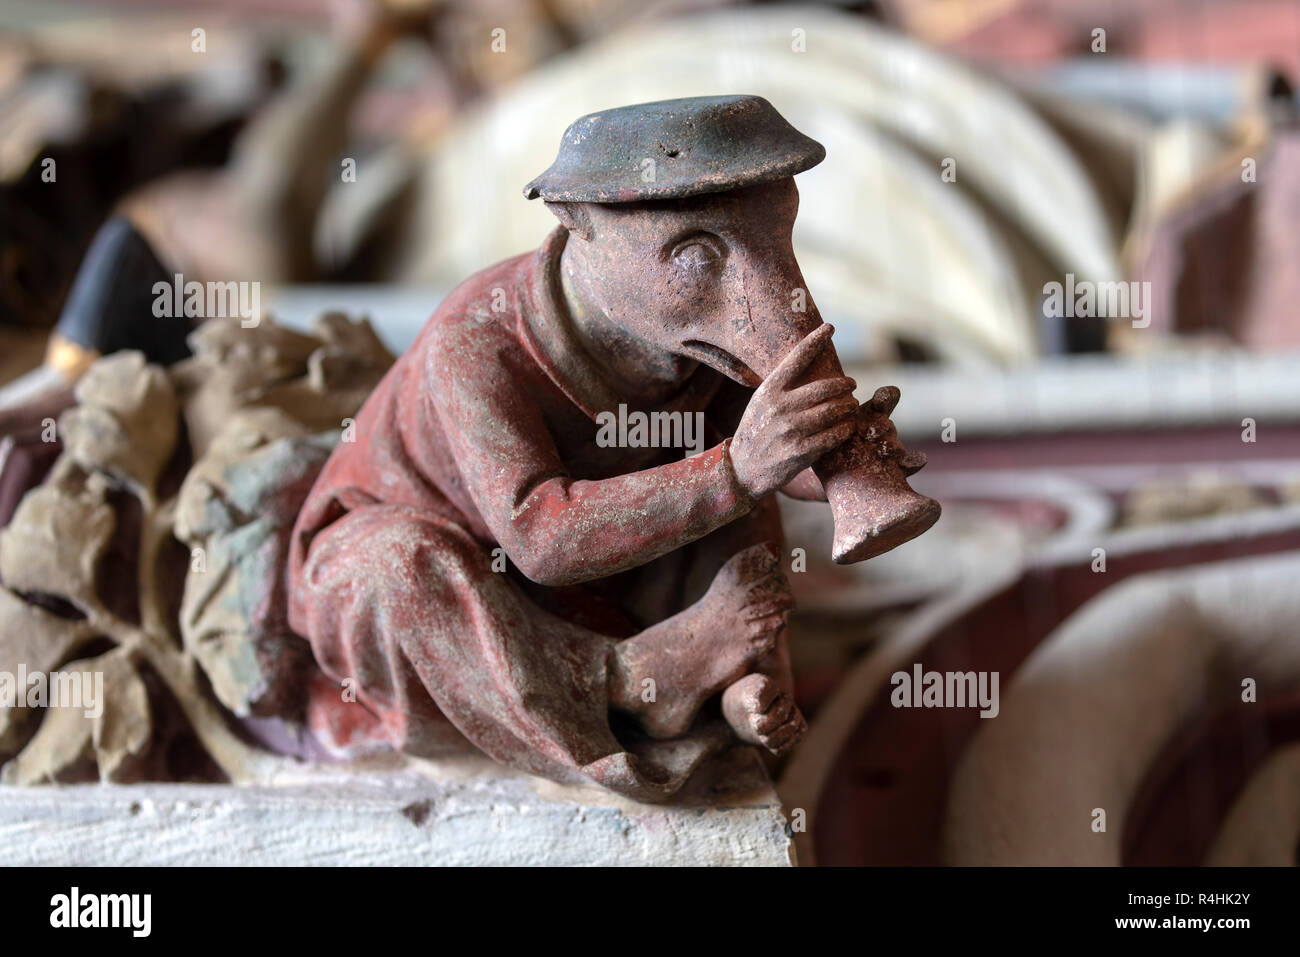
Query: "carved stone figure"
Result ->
[[288, 95, 938, 801]]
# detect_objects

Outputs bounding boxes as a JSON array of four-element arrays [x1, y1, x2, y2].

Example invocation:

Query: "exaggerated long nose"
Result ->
[[719, 250, 941, 564], [719, 254, 840, 386]]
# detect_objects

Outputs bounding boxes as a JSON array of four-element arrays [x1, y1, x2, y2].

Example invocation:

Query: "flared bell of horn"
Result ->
[[813, 386, 941, 564]]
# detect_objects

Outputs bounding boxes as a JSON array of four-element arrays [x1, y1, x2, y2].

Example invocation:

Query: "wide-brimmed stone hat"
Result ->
[[523, 94, 825, 203]]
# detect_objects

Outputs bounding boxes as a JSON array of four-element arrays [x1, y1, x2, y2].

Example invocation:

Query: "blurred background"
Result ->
[[2, 0, 1300, 866]]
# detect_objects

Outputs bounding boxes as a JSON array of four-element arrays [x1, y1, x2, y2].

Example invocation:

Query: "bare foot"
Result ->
[[610, 543, 793, 739], [722, 673, 806, 755]]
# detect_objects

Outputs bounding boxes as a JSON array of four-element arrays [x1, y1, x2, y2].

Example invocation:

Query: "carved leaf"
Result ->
[[185, 315, 320, 376], [0, 472, 115, 610], [259, 313, 394, 432], [0, 589, 97, 749], [175, 412, 330, 716], [60, 351, 177, 492], [175, 319, 323, 458], [0, 646, 150, 784], [307, 311, 395, 390]]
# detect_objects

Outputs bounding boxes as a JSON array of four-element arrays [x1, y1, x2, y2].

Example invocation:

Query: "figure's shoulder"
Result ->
[[412, 249, 538, 382], [428, 252, 533, 339]]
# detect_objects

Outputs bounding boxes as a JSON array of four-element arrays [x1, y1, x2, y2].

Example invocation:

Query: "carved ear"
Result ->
[[544, 201, 593, 241]]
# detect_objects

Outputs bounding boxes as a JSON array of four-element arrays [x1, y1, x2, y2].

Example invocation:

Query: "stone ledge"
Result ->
[[0, 753, 794, 866]]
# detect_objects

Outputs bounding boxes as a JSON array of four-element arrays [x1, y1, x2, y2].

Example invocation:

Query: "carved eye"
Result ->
[[671, 237, 723, 276]]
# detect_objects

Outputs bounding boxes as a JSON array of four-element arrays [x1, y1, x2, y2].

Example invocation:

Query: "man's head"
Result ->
[[547, 179, 819, 387], [526, 96, 827, 387]]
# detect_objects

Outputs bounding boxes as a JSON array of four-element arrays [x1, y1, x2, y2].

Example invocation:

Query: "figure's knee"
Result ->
[[298, 501, 482, 581], [288, 505, 495, 738], [679, 498, 786, 604], [289, 506, 490, 651]]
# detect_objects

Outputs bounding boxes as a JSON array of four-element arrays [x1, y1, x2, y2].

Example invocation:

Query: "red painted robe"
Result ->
[[288, 227, 780, 800]]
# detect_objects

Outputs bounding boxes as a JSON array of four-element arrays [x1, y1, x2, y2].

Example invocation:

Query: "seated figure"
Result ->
[[288, 96, 935, 801]]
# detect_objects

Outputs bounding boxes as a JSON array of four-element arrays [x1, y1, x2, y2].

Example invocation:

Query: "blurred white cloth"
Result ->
[[392, 6, 1123, 367]]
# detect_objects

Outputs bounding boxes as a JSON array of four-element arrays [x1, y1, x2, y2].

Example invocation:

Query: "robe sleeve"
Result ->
[[428, 333, 755, 587]]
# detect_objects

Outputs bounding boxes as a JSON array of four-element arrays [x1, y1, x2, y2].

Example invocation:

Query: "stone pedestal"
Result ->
[[0, 751, 794, 866]]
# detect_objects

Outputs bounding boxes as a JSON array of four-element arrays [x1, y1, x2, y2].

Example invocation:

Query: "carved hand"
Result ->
[[729, 324, 859, 500]]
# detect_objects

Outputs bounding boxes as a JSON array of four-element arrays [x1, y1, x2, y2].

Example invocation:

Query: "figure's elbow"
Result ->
[[504, 543, 592, 588], [497, 478, 599, 586]]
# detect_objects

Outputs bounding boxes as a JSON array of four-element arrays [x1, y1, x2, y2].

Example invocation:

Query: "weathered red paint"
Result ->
[[288, 97, 936, 800]]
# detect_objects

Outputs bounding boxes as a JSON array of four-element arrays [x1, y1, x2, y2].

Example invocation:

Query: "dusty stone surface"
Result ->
[[0, 754, 794, 866]]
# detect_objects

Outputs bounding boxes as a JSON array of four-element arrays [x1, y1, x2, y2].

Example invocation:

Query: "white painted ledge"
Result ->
[[0, 753, 794, 866], [866, 350, 1300, 439]]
